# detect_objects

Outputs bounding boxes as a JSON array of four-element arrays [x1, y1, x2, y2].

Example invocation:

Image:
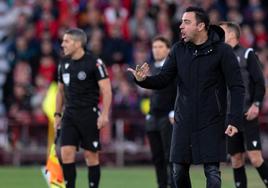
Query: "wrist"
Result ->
[[253, 101, 260, 108], [136, 76, 146, 82], [101, 112, 109, 117], [54, 112, 62, 118]]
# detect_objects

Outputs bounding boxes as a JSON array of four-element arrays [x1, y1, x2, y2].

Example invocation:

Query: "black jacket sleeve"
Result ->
[[135, 46, 178, 90], [221, 44, 245, 129], [247, 50, 265, 103]]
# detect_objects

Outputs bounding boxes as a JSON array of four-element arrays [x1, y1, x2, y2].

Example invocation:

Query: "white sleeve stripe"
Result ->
[[97, 58, 103, 65], [98, 65, 105, 78], [58, 64, 61, 72], [244, 48, 253, 59]]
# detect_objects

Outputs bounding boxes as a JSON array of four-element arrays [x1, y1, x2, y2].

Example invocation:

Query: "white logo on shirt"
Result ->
[[77, 71, 87, 80], [235, 182, 241, 187], [252, 140, 258, 147]]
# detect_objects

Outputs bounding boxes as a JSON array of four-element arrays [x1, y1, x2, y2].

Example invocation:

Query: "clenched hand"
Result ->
[[225, 125, 238, 137]]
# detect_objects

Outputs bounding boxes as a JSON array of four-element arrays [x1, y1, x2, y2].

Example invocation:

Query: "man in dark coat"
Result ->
[[128, 7, 245, 188], [146, 36, 181, 188]]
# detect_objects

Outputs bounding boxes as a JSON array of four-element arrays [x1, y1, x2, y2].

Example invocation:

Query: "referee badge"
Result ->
[[63, 73, 70, 85], [77, 71, 87, 80]]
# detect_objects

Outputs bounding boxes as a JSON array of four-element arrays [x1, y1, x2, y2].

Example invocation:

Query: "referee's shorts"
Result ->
[[227, 117, 262, 155], [60, 106, 101, 152]]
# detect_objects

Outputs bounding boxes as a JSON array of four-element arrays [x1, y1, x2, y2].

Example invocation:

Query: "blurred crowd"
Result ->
[[0, 0, 268, 151]]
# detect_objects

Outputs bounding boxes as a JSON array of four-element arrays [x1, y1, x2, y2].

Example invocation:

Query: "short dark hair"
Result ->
[[219, 21, 240, 39], [152, 35, 171, 48], [185, 6, 210, 31], [64, 28, 87, 47]]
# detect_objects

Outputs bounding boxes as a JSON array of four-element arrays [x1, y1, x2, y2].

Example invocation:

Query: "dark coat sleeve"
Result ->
[[135, 46, 178, 90], [221, 44, 245, 129], [247, 50, 265, 103]]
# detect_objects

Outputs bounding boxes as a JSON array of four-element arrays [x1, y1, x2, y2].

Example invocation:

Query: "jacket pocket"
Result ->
[[215, 89, 222, 114]]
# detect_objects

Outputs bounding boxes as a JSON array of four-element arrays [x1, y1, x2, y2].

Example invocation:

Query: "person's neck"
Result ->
[[72, 49, 85, 60], [154, 58, 166, 67], [193, 32, 208, 45], [228, 40, 239, 48]]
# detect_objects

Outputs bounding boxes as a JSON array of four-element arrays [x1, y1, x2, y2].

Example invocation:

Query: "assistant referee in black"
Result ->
[[220, 22, 268, 188], [54, 28, 112, 188]]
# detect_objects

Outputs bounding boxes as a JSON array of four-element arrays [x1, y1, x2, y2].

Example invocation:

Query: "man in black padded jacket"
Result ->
[[128, 7, 245, 188]]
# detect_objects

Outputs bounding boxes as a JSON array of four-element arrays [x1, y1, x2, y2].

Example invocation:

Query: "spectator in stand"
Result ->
[[111, 64, 139, 110], [226, 8, 243, 24], [7, 34, 36, 68], [208, 8, 222, 25], [253, 22, 268, 50], [37, 56, 56, 83], [155, 10, 173, 41], [13, 60, 32, 85], [31, 74, 49, 126], [7, 82, 32, 147], [35, 11, 59, 40], [128, 5, 155, 39], [239, 24, 255, 48], [78, 2, 104, 36], [103, 23, 130, 65], [104, 0, 129, 40], [243, 0, 264, 23], [57, 0, 77, 28], [88, 28, 109, 65]]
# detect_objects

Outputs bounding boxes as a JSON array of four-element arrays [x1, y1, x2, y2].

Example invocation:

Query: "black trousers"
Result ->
[[172, 163, 221, 188], [147, 116, 173, 188]]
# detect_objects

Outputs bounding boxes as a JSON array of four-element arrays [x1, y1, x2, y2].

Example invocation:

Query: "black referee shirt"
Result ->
[[58, 51, 108, 108]]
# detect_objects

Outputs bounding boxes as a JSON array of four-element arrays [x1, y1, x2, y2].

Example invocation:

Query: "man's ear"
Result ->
[[197, 22, 205, 31], [230, 31, 236, 40], [75, 41, 81, 48]]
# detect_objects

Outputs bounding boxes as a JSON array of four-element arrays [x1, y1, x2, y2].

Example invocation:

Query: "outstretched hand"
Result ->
[[127, 62, 150, 81]]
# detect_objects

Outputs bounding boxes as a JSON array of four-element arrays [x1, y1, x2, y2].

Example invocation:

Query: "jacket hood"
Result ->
[[208, 25, 225, 44], [180, 25, 225, 52]]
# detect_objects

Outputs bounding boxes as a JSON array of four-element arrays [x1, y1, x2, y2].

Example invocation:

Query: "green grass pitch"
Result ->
[[0, 165, 264, 188]]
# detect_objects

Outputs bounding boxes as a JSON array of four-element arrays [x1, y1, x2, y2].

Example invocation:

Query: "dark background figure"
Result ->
[[145, 36, 182, 188], [220, 22, 268, 188]]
